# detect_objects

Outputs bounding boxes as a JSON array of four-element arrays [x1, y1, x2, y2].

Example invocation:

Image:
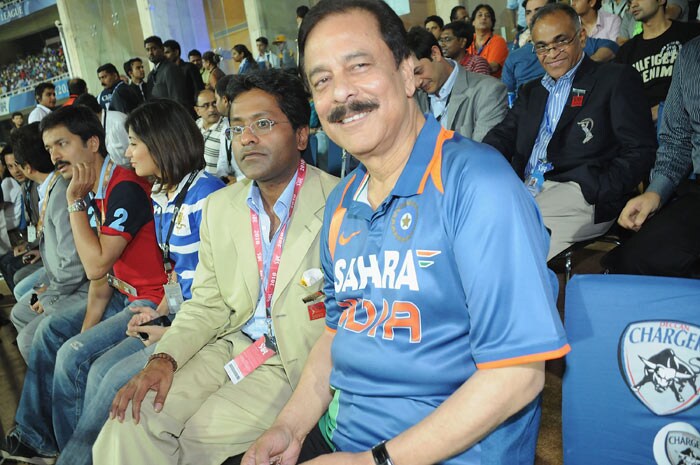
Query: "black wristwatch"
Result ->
[[371, 441, 395, 465]]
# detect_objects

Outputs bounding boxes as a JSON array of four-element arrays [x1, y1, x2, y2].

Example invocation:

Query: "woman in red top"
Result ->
[[467, 4, 509, 78]]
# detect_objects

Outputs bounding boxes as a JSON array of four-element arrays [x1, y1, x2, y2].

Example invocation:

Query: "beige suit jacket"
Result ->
[[156, 164, 339, 388]]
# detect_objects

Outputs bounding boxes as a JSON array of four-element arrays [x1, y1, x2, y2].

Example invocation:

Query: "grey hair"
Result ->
[[530, 3, 582, 34]]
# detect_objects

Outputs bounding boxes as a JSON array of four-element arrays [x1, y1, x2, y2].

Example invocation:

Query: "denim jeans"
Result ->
[[55, 341, 157, 465], [52, 299, 157, 450], [12, 291, 140, 455], [10, 288, 87, 363], [13, 266, 46, 302]]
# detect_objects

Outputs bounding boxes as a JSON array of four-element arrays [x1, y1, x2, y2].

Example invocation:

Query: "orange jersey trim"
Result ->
[[417, 128, 453, 195], [325, 326, 338, 334], [475, 344, 571, 370], [328, 173, 357, 260]]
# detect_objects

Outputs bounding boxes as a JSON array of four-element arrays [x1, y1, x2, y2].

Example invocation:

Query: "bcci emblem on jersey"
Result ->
[[653, 422, 700, 465], [391, 200, 418, 242], [619, 321, 700, 416]]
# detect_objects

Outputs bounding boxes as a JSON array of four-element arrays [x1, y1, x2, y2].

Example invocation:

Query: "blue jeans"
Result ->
[[55, 342, 157, 465], [13, 266, 46, 302], [12, 291, 138, 455], [52, 299, 157, 450]]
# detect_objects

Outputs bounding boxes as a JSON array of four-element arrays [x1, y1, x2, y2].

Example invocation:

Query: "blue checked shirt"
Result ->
[[525, 55, 584, 178]]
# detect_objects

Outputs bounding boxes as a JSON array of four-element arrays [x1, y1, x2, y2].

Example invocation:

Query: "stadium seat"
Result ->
[[563, 274, 700, 465]]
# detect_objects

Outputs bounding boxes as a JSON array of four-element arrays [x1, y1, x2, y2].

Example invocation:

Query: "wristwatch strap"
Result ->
[[67, 198, 88, 213], [371, 441, 395, 465]]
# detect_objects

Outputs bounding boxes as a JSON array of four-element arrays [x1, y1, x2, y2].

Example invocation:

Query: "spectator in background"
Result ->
[[74, 93, 130, 167], [616, 0, 700, 122], [424, 15, 444, 40], [603, 0, 632, 17], [468, 4, 510, 77], [2, 145, 28, 246], [96, 63, 141, 114], [408, 26, 507, 142], [64, 78, 87, 106], [124, 58, 147, 101], [194, 89, 226, 173], [572, 0, 622, 40], [164, 39, 205, 111], [441, 21, 491, 74], [188, 49, 210, 88], [10, 112, 23, 133], [483, 3, 657, 260], [28, 82, 56, 124], [256, 37, 280, 69], [609, 36, 700, 277], [232, 44, 258, 74], [214, 75, 244, 184], [273, 34, 297, 69], [503, 0, 619, 94], [202, 51, 225, 91], [450, 4, 469, 22], [508, 0, 529, 43], [144, 36, 188, 106]]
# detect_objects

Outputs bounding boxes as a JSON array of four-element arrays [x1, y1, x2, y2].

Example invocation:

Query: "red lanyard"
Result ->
[[250, 160, 307, 314]]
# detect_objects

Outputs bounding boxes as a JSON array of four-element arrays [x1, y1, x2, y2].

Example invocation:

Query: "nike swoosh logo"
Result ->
[[338, 230, 361, 246]]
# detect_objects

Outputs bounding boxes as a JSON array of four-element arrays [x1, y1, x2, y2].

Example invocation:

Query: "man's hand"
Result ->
[[31, 300, 44, 314], [66, 162, 97, 203], [21, 250, 41, 264], [618, 192, 661, 231], [110, 358, 175, 424], [242, 425, 303, 465], [125, 306, 160, 339], [14, 243, 28, 257]]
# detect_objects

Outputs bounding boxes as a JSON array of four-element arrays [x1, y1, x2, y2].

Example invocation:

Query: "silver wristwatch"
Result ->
[[67, 198, 88, 213]]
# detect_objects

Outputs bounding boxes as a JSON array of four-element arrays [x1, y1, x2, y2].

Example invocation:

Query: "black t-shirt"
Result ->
[[617, 21, 700, 108]]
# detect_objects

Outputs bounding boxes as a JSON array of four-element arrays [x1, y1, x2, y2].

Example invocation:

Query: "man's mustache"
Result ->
[[328, 100, 379, 124], [54, 160, 70, 170]]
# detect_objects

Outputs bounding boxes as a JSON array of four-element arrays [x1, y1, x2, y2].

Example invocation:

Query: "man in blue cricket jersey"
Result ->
[[243, 2, 570, 465]]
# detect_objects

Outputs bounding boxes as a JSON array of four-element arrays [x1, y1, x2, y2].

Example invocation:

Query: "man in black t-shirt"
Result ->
[[96, 63, 142, 114], [616, 0, 700, 121]]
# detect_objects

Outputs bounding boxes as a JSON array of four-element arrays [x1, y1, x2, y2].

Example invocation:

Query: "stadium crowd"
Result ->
[[0, 0, 699, 464], [0, 46, 67, 95]]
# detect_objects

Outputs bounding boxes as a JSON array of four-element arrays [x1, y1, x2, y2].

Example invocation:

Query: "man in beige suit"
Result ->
[[93, 69, 339, 465]]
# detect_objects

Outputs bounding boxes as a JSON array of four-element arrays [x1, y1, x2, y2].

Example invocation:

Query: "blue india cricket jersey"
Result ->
[[318, 116, 570, 465]]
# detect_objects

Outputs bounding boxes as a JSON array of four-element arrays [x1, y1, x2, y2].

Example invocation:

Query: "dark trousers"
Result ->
[[222, 424, 334, 465], [605, 180, 700, 277], [0, 250, 26, 292]]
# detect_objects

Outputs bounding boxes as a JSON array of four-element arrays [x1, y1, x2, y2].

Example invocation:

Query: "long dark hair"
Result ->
[[125, 99, 205, 192], [233, 44, 255, 63]]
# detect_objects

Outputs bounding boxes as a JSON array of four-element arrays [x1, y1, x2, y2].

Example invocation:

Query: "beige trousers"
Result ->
[[93, 332, 293, 465], [536, 181, 614, 261]]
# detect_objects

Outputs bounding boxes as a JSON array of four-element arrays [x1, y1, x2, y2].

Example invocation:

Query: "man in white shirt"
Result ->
[[256, 37, 280, 69], [194, 89, 227, 174], [28, 83, 56, 124]]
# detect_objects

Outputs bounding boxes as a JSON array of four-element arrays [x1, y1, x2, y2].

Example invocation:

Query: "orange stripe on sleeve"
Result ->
[[417, 128, 453, 195], [475, 344, 571, 370], [328, 174, 356, 260], [325, 326, 337, 334]]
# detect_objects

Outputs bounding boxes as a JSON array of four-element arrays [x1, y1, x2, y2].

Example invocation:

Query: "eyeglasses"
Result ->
[[533, 33, 579, 56], [225, 118, 291, 140], [195, 102, 217, 109], [439, 36, 458, 43]]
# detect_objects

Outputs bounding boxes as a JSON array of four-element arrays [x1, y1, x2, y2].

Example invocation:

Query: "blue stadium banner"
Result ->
[[0, 0, 57, 26], [1, 78, 68, 116]]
